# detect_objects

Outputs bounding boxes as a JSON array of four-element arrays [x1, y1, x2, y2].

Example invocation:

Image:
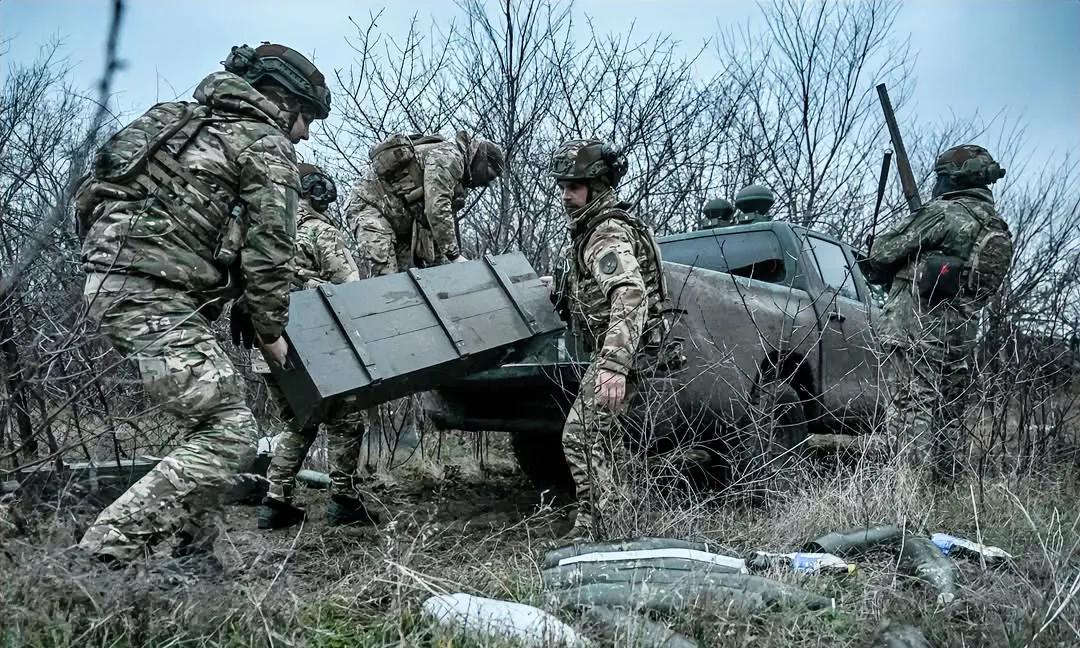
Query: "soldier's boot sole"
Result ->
[[326, 495, 379, 527], [257, 498, 306, 530]]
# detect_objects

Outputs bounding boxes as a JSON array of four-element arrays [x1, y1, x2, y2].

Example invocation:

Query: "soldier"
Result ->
[[346, 132, 505, 275], [860, 145, 1013, 482], [74, 43, 330, 563], [699, 197, 734, 230], [249, 163, 377, 529], [345, 132, 504, 455], [732, 184, 775, 224], [548, 139, 674, 540]]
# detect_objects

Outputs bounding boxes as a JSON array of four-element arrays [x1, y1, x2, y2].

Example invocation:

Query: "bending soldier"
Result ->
[[75, 43, 330, 563], [246, 163, 378, 529], [548, 139, 673, 540], [860, 145, 1013, 482], [346, 132, 505, 275], [345, 132, 504, 454]]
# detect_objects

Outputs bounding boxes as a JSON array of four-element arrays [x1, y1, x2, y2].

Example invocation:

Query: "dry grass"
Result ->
[[3, 433, 1080, 648]]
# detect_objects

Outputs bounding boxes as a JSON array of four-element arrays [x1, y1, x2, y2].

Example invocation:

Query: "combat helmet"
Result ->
[[734, 184, 775, 215], [466, 137, 506, 188], [223, 43, 331, 119], [933, 145, 1005, 187], [549, 139, 628, 189], [297, 162, 337, 210]]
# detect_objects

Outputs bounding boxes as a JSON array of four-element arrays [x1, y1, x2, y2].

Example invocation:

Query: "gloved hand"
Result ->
[[452, 253, 470, 264], [260, 336, 290, 367], [230, 300, 256, 349]]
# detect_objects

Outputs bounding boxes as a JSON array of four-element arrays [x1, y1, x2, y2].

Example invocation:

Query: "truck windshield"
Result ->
[[660, 230, 788, 284]]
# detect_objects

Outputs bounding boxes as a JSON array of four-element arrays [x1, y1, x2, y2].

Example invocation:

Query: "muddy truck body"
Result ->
[[425, 221, 885, 485]]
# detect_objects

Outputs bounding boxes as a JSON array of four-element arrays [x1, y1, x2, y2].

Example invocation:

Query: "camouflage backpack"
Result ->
[[369, 133, 445, 203], [965, 218, 1014, 301]]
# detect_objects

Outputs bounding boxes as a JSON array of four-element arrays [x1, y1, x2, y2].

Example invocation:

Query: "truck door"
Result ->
[[803, 234, 882, 431]]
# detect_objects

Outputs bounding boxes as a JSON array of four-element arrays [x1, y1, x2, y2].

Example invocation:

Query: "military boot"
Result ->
[[557, 505, 596, 543], [257, 497, 306, 530], [326, 494, 379, 527]]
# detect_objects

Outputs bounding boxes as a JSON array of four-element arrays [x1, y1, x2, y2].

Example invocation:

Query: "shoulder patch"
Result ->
[[599, 251, 620, 275]]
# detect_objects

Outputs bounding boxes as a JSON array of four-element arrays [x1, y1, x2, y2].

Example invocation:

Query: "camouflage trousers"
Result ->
[[264, 392, 367, 503], [884, 336, 976, 483], [78, 273, 258, 561], [352, 213, 414, 278], [562, 362, 636, 535]]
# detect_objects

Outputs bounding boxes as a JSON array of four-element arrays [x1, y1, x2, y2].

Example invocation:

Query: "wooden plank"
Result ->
[[407, 268, 466, 356], [318, 283, 383, 383], [483, 254, 538, 334]]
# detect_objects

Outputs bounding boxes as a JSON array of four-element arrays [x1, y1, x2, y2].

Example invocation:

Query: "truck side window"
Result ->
[[661, 231, 787, 284], [807, 236, 861, 301]]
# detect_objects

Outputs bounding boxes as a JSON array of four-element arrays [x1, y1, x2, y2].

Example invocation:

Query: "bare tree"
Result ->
[[721, 0, 912, 230]]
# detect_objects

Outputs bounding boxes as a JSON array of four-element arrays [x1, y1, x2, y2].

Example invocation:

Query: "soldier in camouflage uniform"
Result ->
[[548, 139, 671, 540], [344, 132, 505, 455], [75, 43, 330, 563], [346, 132, 505, 275], [253, 163, 378, 529], [861, 145, 1013, 482]]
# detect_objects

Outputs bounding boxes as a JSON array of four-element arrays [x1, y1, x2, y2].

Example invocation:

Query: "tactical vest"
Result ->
[[568, 204, 669, 361], [81, 101, 245, 266], [909, 197, 1013, 304]]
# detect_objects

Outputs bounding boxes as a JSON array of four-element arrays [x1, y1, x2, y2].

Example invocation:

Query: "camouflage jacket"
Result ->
[[80, 71, 300, 340], [862, 188, 1010, 346], [293, 200, 360, 290], [561, 193, 667, 375], [346, 133, 468, 263]]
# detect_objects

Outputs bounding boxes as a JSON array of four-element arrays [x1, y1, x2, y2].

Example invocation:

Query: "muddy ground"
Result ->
[[4, 438, 1080, 647]]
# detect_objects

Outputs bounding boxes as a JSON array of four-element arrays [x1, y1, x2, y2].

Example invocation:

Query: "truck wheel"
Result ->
[[510, 430, 576, 498], [732, 381, 810, 495]]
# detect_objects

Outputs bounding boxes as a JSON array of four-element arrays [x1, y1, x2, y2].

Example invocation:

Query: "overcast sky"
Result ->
[[3, 0, 1078, 166]]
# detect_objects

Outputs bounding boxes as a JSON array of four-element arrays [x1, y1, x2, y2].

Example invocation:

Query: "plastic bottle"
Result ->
[[748, 551, 855, 574], [931, 533, 1012, 565]]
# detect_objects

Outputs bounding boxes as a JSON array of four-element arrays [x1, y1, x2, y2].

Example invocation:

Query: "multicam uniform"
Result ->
[[549, 139, 671, 537], [77, 71, 301, 561], [346, 132, 502, 275], [344, 133, 503, 460], [561, 194, 668, 533], [862, 145, 1012, 482], [262, 199, 370, 506]]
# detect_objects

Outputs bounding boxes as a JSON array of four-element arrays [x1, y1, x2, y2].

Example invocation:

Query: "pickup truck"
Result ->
[[425, 220, 885, 490]]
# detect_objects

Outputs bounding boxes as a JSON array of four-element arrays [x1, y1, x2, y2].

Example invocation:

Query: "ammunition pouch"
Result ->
[[639, 316, 688, 375], [915, 254, 964, 305]]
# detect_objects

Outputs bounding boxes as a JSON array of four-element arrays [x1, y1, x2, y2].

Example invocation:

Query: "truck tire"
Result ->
[[510, 430, 576, 498], [732, 381, 810, 495]]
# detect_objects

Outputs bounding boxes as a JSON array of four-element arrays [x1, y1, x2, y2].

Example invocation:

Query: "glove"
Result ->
[[230, 300, 256, 349], [452, 253, 470, 264]]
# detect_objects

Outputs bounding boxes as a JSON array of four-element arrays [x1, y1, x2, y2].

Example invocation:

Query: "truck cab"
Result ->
[[425, 220, 884, 486]]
